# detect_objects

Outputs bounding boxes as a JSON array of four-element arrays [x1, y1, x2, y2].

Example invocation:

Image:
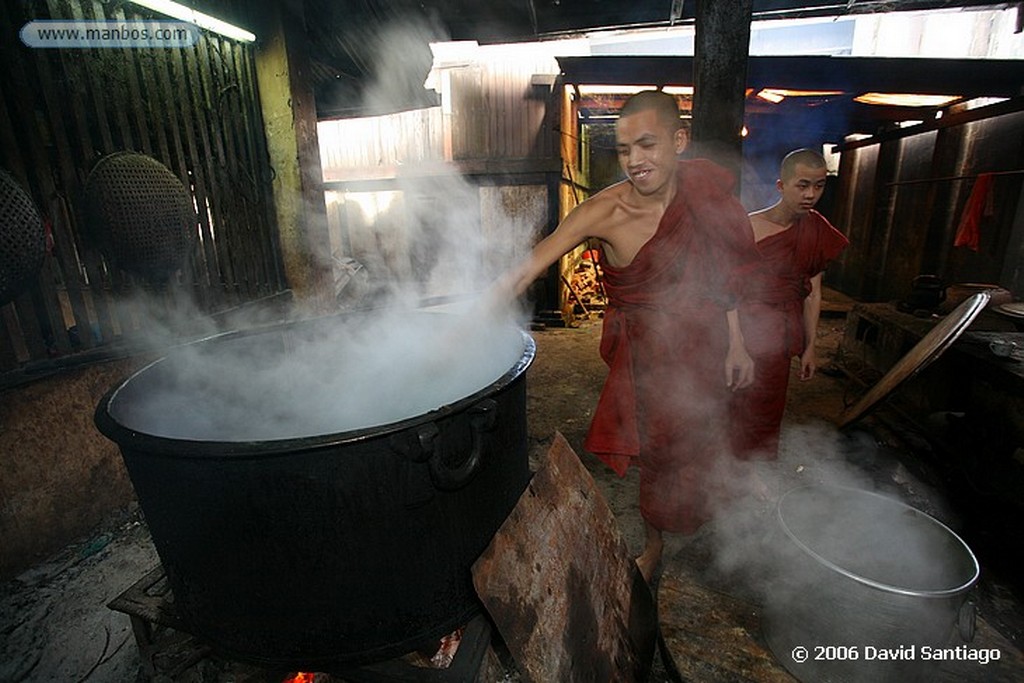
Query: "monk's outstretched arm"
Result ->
[[495, 202, 599, 298], [725, 309, 754, 390]]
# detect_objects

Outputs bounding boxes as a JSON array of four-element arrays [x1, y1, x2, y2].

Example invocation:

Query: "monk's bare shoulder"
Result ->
[[568, 180, 633, 239], [570, 180, 667, 266]]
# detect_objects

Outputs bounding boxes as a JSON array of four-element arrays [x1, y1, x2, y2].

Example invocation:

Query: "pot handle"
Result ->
[[957, 600, 976, 643], [428, 399, 497, 491], [388, 423, 439, 463]]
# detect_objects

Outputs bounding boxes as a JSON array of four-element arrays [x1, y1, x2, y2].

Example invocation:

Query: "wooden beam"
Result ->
[[252, 0, 332, 313], [556, 56, 1024, 99], [836, 96, 1024, 151], [691, 0, 754, 179]]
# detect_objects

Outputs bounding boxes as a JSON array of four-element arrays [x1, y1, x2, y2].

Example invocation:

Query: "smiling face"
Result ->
[[778, 162, 828, 216], [615, 108, 687, 198]]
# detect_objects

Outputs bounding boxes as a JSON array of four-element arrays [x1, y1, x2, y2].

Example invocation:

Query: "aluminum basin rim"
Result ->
[[776, 484, 980, 598]]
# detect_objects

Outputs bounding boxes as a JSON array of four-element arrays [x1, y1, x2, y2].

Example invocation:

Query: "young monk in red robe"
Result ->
[[730, 149, 849, 460], [502, 91, 761, 582]]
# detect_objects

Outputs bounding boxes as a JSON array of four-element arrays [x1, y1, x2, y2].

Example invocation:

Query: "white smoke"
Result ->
[[704, 420, 968, 603], [102, 15, 539, 442], [108, 306, 528, 440]]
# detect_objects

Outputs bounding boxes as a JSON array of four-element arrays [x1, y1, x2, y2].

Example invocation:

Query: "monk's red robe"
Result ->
[[583, 160, 761, 534], [730, 209, 849, 460]]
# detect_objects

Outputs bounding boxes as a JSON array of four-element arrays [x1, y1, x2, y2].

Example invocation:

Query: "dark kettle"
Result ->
[[899, 274, 947, 313]]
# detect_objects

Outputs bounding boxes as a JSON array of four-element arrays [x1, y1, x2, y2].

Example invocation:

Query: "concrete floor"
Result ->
[[2, 306, 1022, 681]]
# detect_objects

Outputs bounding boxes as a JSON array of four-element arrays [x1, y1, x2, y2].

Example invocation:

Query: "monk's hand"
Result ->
[[725, 344, 755, 391], [799, 347, 817, 381]]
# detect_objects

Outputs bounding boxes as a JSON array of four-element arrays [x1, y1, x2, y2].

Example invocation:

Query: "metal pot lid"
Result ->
[[838, 292, 990, 428]]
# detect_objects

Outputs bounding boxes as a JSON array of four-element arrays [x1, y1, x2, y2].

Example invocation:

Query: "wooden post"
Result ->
[[691, 0, 754, 184], [252, 0, 332, 313]]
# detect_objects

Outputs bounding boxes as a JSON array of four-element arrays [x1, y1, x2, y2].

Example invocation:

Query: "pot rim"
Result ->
[[93, 311, 535, 459], [776, 484, 980, 598]]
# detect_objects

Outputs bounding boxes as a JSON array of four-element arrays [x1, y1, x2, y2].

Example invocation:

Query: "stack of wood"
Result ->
[[564, 250, 606, 318]]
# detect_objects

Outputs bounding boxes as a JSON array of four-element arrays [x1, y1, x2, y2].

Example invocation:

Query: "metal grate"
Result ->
[[0, 170, 46, 306], [83, 152, 196, 282]]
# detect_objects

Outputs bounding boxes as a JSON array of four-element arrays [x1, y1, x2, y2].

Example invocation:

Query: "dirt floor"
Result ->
[[2, 306, 1022, 681]]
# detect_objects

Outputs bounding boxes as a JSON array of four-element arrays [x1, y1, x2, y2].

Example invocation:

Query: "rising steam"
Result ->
[[105, 16, 538, 442], [703, 420, 968, 605]]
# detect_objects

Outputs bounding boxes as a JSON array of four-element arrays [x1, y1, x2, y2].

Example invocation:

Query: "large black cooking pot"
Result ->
[[94, 310, 534, 670]]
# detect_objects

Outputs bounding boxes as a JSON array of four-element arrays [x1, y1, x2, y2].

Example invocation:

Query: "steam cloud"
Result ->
[[700, 421, 972, 609], [105, 16, 538, 442], [110, 309, 527, 440]]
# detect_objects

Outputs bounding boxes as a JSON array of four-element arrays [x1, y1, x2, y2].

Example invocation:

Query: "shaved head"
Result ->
[[780, 148, 827, 181], [619, 90, 683, 132]]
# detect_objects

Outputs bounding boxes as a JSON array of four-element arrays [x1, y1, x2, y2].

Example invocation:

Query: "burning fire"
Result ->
[[280, 627, 464, 681], [430, 627, 464, 668], [282, 673, 318, 683]]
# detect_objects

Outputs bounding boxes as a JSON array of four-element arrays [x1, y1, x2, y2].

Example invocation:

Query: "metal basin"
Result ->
[[763, 485, 979, 683]]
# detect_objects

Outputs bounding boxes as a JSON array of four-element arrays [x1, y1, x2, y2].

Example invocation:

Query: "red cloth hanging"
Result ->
[[953, 173, 995, 251]]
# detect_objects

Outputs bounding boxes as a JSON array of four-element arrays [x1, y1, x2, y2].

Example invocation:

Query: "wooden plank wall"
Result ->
[[449, 59, 556, 162], [831, 104, 1024, 302], [319, 55, 558, 180], [0, 0, 284, 372], [319, 108, 444, 182]]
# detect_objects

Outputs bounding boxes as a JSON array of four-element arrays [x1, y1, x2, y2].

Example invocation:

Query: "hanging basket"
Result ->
[[83, 152, 196, 282], [0, 170, 46, 306]]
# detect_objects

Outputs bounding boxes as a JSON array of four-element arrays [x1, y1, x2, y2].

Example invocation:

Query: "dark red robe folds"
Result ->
[[583, 160, 760, 534], [730, 209, 849, 459]]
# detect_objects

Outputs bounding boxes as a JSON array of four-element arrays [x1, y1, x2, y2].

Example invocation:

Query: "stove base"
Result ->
[[108, 566, 501, 682]]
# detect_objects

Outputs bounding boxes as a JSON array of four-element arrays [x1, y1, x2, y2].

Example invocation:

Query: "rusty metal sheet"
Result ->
[[472, 431, 656, 683]]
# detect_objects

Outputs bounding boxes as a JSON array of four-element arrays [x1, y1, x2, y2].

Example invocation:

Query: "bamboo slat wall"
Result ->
[[448, 58, 557, 162], [0, 0, 284, 373]]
